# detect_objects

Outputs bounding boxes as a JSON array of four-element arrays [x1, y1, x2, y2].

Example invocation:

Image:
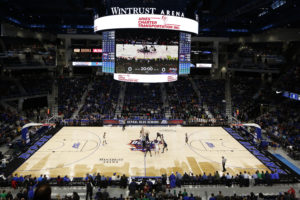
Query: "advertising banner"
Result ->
[[94, 14, 198, 34]]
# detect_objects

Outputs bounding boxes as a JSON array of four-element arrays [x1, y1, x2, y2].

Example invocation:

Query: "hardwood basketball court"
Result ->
[[14, 126, 269, 178]]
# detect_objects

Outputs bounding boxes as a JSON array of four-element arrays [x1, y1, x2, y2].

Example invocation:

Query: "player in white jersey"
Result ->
[[141, 126, 144, 134], [154, 139, 160, 155], [140, 131, 146, 150], [140, 128, 145, 139]]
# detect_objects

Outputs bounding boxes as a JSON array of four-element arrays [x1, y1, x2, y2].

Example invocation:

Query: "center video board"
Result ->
[[113, 30, 179, 83], [95, 7, 197, 83]]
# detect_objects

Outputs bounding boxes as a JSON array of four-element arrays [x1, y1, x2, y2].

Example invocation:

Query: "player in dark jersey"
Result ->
[[162, 138, 168, 153], [156, 132, 162, 140], [144, 141, 152, 157], [102, 132, 107, 145], [140, 132, 146, 150], [185, 133, 188, 145]]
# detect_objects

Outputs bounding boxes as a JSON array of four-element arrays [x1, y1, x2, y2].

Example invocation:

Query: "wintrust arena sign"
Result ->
[[110, 7, 185, 17]]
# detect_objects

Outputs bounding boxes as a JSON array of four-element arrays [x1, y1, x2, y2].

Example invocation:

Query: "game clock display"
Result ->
[[120, 65, 178, 74]]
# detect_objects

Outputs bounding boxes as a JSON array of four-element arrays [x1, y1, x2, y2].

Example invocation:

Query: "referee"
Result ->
[[222, 156, 227, 172]]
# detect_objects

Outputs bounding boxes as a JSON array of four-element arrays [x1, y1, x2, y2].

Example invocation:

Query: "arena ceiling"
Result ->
[[0, 0, 299, 36]]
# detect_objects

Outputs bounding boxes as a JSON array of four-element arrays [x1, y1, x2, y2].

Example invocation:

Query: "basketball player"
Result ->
[[141, 126, 144, 134], [144, 141, 152, 157], [140, 132, 146, 150], [185, 133, 188, 145], [140, 130, 143, 138], [102, 132, 107, 145], [156, 132, 162, 140], [154, 139, 160, 155], [222, 156, 227, 172], [162, 138, 168, 153], [145, 133, 150, 143], [122, 123, 125, 131]]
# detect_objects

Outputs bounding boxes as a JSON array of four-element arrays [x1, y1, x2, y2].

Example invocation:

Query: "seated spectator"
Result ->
[[63, 175, 71, 185], [57, 175, 62, 186], [72, 192, 80, 200], [0, 190, 7, 199], [209, 193, 216, 200], [33, 184, 51, 200]]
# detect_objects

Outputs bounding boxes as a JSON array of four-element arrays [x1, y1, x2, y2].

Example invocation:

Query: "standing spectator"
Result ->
[[57, 175, 62, 186], [288, 187, 296, 199], [37, 175, 43, 184], [11, 174, 18, 189], [243, 171, 249, 187], [176, 171, 182, 187], [63, 175, 70, 185], [95, 173, 101, 186], [86, 178, 93, 200], [169, 172, 176, 188], [28, 186, 35, 200], [120, 174, 127, 188], [225, 173, 232, 187], [252, 171, 258, 185], [129, 179, 137, 196]]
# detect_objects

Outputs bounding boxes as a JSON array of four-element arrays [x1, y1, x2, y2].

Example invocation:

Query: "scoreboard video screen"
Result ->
[[115, 30, 178, 75], [116, 44, 178, 74]]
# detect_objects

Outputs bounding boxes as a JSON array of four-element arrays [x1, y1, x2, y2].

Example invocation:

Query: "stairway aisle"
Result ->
[[114, 82, 126, 119]]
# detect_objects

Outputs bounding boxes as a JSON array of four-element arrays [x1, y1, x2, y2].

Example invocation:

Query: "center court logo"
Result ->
[[129, 140, 158, 152]]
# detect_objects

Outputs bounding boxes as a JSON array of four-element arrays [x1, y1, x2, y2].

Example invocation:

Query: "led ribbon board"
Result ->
[[94, 14, 198, 34], [114, 73, 178, 83]]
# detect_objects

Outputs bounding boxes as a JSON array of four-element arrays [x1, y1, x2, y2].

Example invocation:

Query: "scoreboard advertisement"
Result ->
[[94, 14, 198, 34]]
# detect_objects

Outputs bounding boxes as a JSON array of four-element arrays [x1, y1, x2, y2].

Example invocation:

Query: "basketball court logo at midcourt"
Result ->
[[128, 140, 157, 152]]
